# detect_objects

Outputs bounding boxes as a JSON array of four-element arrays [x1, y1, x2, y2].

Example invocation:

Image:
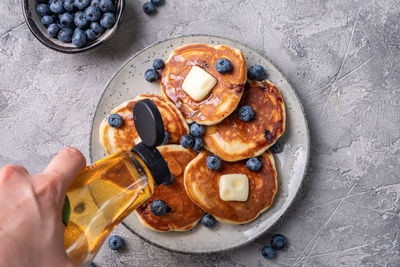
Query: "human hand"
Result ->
[[0, 147, 86, 267]]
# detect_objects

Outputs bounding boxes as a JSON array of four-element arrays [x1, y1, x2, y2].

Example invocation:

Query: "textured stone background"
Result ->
[[0, 0, 399, 266]]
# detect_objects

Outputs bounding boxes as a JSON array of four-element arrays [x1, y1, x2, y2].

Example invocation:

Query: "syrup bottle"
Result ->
[[62, 99, 172, 266]]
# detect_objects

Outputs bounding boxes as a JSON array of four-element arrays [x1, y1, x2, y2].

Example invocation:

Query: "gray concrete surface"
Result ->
[[1, 0, 399, 266]]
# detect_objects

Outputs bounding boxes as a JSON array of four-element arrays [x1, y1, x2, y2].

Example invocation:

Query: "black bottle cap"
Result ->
[[132, 99, 172, 186], [133, 99, 165, 147]]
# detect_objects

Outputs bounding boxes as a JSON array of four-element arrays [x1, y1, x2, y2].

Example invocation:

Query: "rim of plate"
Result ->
[[89, 34, 310, 255]]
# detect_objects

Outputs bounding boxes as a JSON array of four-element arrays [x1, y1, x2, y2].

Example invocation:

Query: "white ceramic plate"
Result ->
[[90, 35, 310, 254]]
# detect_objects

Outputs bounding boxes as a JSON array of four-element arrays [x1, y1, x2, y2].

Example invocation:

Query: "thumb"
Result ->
[[42, 147, 86, 198]]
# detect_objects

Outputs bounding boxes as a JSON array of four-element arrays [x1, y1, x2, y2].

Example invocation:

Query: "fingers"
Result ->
[[41, 147, 86, 196]]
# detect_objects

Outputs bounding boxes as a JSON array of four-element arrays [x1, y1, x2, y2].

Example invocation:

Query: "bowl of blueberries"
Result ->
[[22, 0, 124, 53]]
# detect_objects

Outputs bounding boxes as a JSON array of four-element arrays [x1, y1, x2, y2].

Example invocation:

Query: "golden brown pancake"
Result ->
[[203, 80, 285, 161], [160, 44, 247, 125], [99, 94, 189, 154], [184, 151, 277, 224], [135, 145, 203, 232]]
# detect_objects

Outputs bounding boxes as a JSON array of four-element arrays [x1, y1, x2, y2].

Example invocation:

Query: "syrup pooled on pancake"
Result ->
[[161, 44, 247, 125], [184, 151, 277, 224], [99, 94, 189, 154], [136, 145, 203, 232], [203, 80, 285, 161]]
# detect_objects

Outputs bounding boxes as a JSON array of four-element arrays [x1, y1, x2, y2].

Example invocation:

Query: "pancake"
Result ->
[[184, 151, 277, 224], [161, 44, 247, 125], [99, 94, 189, 154], [203, 80, 285, 161], [135, 145, 203, 232]]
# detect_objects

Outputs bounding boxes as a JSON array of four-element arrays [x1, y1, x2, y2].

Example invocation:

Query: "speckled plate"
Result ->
[[90, 35, 310, 254]]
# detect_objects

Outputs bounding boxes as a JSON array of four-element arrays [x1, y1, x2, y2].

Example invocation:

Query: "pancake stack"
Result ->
[[99, 43, 285, 230]]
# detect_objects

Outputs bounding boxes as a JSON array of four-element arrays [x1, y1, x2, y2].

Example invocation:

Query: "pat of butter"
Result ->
[[182, 66, 217, 101], [219, 174, 249, 202]]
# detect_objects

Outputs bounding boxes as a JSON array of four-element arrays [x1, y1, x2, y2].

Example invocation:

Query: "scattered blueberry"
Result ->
[[36, 4, 51, 17], [247, 65, 266, 81], [269, 141, 283, 154], [89, 263, 96, 267], [246, 157, 262, 172], [144, 69, 160, 82], [63, 0, 76, 12], [100, 12, 115, 28], [74, 11, 88, 28], [150, 199, 168, 216], [41, 15, 54, 28], [57, 27, 74, 42], [47, 23, 60, 38], [90, 21, 105, 34], [85, 6, 101, 22], [192, 137, 204, 152], [189, 123, 204, 137], [143, 2, 156, 15], [152, 58, 165, 70], [75, 0, 91, 10], [49, 0, 64, 14], [36, 0, 48, 3], [108, 114, 123, 128], [108, 235, 124, 250], [90, 0, 100, 7], [162, 173, 174, 186], [99, 0, 114, 12], [180, 134, 194, 148], [85, 29, 96, 41], [215, 58, 232, 73], [151, 0, 165, 6], [271, 234, 287, 250], [59, 12, 74, 28], [201, 213, 216, 227], [238, 105, 255, 122], [206, 154, 221, 170], [72, 29, 87, 47], [261, 245, 275, 259], [161, 131, 169, 145]]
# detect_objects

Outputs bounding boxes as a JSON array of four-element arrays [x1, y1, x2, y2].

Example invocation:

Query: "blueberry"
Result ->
[[100, 12, 115, 28], [36, 0, 48, 3], [192, 137, 204, 152], [108, 114, 123, 128], [144, 69, 160, 82], [74, 11, 88, 29], [85, 29, 96, 41], [90, 0, 100, 7], [206, 154, 221, 170], [247, 65, 266, 81], [84, 6, 101, 22], [261, 245, 275, 259], [269, 141, 283, 154], [180, 134, 194, 148], [59, 12, 74, 28], [189, 123, 204, 137], [57, 27, 73, 43], [238, 105, 255, 122], [47, 23, 59, 37], [201, 213, 216, 227], [89, 263, 96, 267], [246, 157, 262, 172], [161, 131, 169, 145], [108, 235, 124, 250], [50, 0, 64, 14], [151, 0, 164, 6], [152, 58, 165, 70], [36, 4, 51, 17], [143, 2, 156, 15], [215, 58, 232, 73], [99, 0, 114, 12], [74, 0, 90, 10], [72, 29, 87, 47], [90, 22, 105, 34], [63, 0, 75, 12], [41, 15, 54, 28], [271, 234, 287, 250], [150, 199, 168, 216]]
